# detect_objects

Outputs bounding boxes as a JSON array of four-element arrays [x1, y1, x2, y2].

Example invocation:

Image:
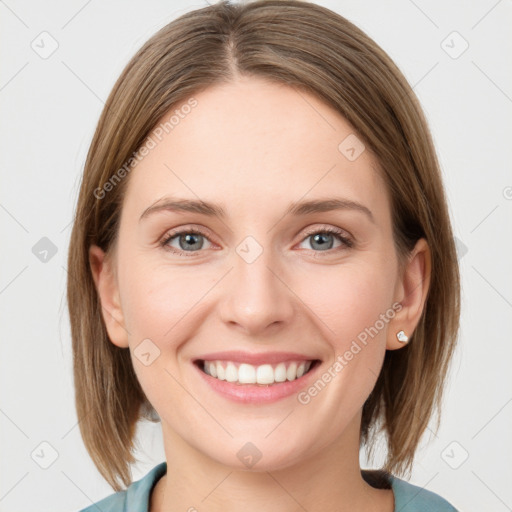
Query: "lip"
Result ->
[[194, 350, 317, 366], [193, 356, 321, 404]]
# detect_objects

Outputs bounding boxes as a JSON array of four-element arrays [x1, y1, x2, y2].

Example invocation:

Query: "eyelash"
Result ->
[[159, 225, 354, 257]]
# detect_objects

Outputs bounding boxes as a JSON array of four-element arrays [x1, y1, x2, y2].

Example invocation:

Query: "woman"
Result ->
[[68, 1, 461, 510]]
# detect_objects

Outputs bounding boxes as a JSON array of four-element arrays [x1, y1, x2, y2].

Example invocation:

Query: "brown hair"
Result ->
[[67, 0, 460, 491]]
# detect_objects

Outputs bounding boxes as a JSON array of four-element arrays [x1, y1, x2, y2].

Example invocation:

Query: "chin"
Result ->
[[203, 436, 314, 473]]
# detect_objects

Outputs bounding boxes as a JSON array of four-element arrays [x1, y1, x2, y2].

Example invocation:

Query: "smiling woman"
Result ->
[[67, 1, 461, 511]]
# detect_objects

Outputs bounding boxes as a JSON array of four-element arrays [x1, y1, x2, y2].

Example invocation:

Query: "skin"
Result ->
[[90, 76, 430, 512]]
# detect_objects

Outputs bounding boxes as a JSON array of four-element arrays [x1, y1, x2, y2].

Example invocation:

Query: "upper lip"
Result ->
[[194, 350, 319, 366]]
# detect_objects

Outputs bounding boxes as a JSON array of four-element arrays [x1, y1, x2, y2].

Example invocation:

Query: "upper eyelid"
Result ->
[[162, 223, 350, 238], [301, 224, 351, 238]]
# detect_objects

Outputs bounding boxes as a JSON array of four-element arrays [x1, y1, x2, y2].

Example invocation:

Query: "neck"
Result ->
[[150, 411, 394, 512]]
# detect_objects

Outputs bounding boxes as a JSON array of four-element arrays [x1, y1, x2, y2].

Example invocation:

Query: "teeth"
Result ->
[[256, 364, 273, 385], [274, 363, 287, 382], [203, 360, 313, 385], [239, 363, 256, 384], [286, 362, 297, 381], [216, 363, 225, 380], [226, 362, 238, 383]]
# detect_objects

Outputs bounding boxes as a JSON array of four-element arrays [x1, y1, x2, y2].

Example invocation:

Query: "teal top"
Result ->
[[78, 462, 459, 511]]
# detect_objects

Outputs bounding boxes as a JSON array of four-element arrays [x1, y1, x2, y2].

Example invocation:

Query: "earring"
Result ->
[[396, 330, 409, 344]]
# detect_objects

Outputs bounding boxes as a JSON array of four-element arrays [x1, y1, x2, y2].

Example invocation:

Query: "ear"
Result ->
[[387, 238, 431, 350], [89, 244, 129, 348]]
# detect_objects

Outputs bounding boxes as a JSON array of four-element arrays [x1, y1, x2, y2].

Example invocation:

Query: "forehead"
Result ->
[[121, 76, 389, 225]]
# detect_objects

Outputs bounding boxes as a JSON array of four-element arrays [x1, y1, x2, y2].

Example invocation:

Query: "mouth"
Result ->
[[193, 359, 321, 386]]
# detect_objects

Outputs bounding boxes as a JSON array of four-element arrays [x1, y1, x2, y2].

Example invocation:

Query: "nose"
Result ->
[[218, 245, 295, 337]]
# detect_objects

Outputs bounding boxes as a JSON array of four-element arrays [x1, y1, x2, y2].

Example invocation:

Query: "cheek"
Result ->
[[119, 262, 204, 411], [298, 261, 396, 347], [293, 266, 394, 423], [295, 261, 394, 403], [119, 258, 209, 340]]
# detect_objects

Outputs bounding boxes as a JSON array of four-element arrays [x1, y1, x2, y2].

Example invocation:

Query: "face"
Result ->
[[91, 76, 425, 472]]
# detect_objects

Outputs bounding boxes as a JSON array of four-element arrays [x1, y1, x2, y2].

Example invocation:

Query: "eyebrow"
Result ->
[[139, 197, 375, 224]]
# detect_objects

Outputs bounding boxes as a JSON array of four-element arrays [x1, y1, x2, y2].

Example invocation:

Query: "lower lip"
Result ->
[[194, 361, 320, 404]]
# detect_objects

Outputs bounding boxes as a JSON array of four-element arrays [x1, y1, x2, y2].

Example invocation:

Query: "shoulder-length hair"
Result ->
[[67, 0, 460, 491]]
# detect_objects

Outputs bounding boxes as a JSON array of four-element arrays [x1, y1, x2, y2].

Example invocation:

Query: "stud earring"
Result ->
[[396, 330, 409, 344]]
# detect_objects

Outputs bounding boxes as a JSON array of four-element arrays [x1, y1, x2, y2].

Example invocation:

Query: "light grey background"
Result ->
[[1, 1, 511, 511]]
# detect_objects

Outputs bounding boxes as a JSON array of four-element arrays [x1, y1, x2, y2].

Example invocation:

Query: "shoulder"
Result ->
[[389, 475, 459, 511], [78, 462, 167, 512]]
